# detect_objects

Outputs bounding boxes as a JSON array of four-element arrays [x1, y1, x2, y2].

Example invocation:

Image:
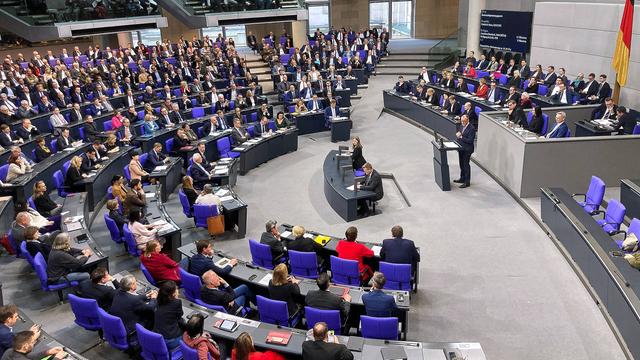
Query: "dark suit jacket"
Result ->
[[362, 289, 397, 317], [190, 163, 211, 189], [254, 122, 270, 136], [458, 123, 476, 153], [189, 253, 232, 277], [305, 289, 350, 320], [380, 237, 420, 266], [360, 169, 383, 201], [591, 103, 618, 120], [464, 108, 478, 128], [528, 115, 545, 135], [508, 107, 527, 127], [394, 81, 410, 93], [200, 285, 239, 313], [501, 92, 521, 106], [547, 122, 569, 138], [543, 72, 557, 87], [302, 340, 354, 360], [444, 101, 461, 115], [79, 281, 120, 311], [0, 131, 17, 147], [117, 125, 137, 140], [81, 153, 98, 172], [110, 289, 156, 332], [83, 122, 100, 142], [15, 126, 39, 140], [351, 147, 365, 170], [230, 127, 249, 145], [0, 324, 13, 357], [145, 150, 165, 172], [260, 232, 286, 261], [618, 113, 637, 135]]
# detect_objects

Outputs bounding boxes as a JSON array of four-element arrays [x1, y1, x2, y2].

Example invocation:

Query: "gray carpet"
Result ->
[[0, 51, 627, 360]]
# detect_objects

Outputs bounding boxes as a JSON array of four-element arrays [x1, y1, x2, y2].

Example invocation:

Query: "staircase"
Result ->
[[376, 52, 451, 76]]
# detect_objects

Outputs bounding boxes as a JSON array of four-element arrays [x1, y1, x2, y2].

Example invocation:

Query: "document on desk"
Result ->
[[154, 165, 167, 171], [258, 273, 272, 286], [214, 169, 228, 175], [371, 245, 382, 257], [218, 158, 233, 163], [281, 231, 292, 238], [214, 189, 229, 197], [144, 192, 155, 199], [66, 221, 83, 232], [220, 195, 235, 202], [151, 220, 167, 226], [442, 141, 461, 149], [214, 312, 260, 328], [233, 147, 245, 151], [158, 224, 175, 233], [346, 185, 355, 191], [303, 233, 314, 239]]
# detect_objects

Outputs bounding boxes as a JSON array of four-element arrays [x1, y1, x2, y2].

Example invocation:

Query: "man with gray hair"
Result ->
[[302, 321, 354, 360], [260, 220, 286, 263], [362, 272, 397, 317], [16, 100, 38, 120], [0, 105, 12, 125], [546, 111, 569, 138], [110, 274, 157, 332]]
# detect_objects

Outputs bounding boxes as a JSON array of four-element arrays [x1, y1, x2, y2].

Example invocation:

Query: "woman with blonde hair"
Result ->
[[105, 134, 119, 153], [267, 263, 300, 316], [32, 180, 62, 217], [64, 155, 86, 193], [140, 240, 181, 284]]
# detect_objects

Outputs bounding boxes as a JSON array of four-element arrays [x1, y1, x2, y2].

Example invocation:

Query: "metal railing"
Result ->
[[427, 27, 461, 54]]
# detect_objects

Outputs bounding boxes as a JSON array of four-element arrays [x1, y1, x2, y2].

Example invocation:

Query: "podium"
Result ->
[[432, 140, 461, 191], [330, 117, 352, 142]]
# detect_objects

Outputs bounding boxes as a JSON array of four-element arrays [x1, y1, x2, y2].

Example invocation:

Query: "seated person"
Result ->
[[153, 281, 185, 350], [80, 148, 101, 173], [527, 106, 546, 135], [34, 136, 52, 162], [124, 179, 146, 216], [302, 322, 354, 360], [268, 263, 301, 316], [357, 162, 384, 216], [129, 151, 151, 183], [200, 270, 254, 315], [104, 134, 119, 153], [506, 100, 527, 128], [274, 112, 291, 129], [47, 232, 91, 284], [546, 111, 569, 138], [189, 239, 238, 277], [616, 106, 636, 135], [232, 332, 285, 360], [145, 142, 168, 172], [260, 220, 286, 263], [286, 225, 323, 254], [0, 124, 22, 147], [307, 95, 323, 112], [3, 329, 66, 360], [82, 115, 100, 142], [305, 273, 351, 322], [473, 78, 489, 99], [56, 127, 76, 150], [254, 116, 271, 137], [393, 76, 409, 93], [190, 154, 215, 190], [31, 181, 62, 218], [110, 274, 157, 333], [79, 267, 119, 311], [140, 240, 180, 284], [380, 225, 420, 271], [15, 119, 39, 141], [0, 305, 44, 358], [109, 175, 127, 201], [23, 226, 51, 261], [362, 272, 397, 317], [181, 313, 221, 360], [106, 199, 126, 236], [231, 118, 250, 145], [129, 210, 159, 251], [6, 154, 27, 182], [293, 99, 308, 114], [336, 226, 374, 283], [181, 176, 199, 210]]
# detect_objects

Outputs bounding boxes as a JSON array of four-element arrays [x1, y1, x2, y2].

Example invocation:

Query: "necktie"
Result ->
[[559, 90, 565, 103]]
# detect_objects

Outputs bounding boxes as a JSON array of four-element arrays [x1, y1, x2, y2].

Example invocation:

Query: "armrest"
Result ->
[[571, 193, 586, 201], [591, 210, 605, 218], [611, 230, 627, 240]]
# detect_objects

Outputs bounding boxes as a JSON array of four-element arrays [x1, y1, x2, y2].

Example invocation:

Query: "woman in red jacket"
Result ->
[[463, 61, 477, 78], [231, 332, 285, 360], [474, 78, 489, 99], [140, 240, 181, 284], [336, 226, 375, 283]]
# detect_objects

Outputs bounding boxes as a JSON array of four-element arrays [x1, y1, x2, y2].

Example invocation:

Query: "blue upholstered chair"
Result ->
[[34, 253, 78, 301], [216, 137, 240, 158], [289, 250, 319, 278], [136, 324, 183, 360], [68, 294, 102, 334], [379, 262, 412, 291], [572, 176, 605, 215], [193, 204, 219, 229], [98, 308, 136, 351], [593, 199, 626, 235], [104, 213, 123, 244], [256, 295, 301, 327], [123, 223, 141, 257], [178, 190, 193, 218], [614, 218, 640, 250], [180, 268, 201, 302], [305, 306, 341, 334], [249, 239, 283, 269], [360, 316, 399, 340], [330, 255, 360, 286], [140, 262, 157, 286]]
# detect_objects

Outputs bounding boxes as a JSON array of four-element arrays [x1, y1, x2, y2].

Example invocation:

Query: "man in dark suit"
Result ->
[[441, 95, 461, 116], [145, 142, 167, 172], [15, 119, 39, 141], [362, 272, 397, 317], [69, 103, 83, 123], [56, 127, 74, 150], [394, 76, 410, 93], [589, 74, 611, 104], [501, 86, 521, 106], [194, 142, 215, 170], [82, 115, 100, 142], [507, 100, 527, 127], [615, 107, 637, 135], [380, 225, 420, 271], [357, 162, 383, 216], [201, 116, 223, 137], [591, 97, 617, 120], [190, 153, 214, 189], [168, 104, 184, 124], [454, 114, 476, 188], [189, 239, 237, 277], [518, 59, 530, 79], [549, 82, 573, 105], [542, 65, 557, 87], [254, 116, 271, 137], [546, 111, 569, 138], [324, 99, 342, 127], [260, 220, 286, 262], [461, 102, 478, 129], [0, 304, 43, 357], [0, 124, 20, 147], [302, 322, 354, 360], [305, 273, 351, 322], [231, 118, 250, 145], [109, 275, 157, 332], [118, 118, 137, 144], [79, 268, 119, 311], [81, 148, 100, 173]]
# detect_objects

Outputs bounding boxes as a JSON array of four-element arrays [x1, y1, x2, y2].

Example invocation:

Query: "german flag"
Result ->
[[612, 0, 635, 87]]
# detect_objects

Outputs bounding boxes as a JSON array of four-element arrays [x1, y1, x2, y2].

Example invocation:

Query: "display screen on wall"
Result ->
[[479, 10, 533, 53]]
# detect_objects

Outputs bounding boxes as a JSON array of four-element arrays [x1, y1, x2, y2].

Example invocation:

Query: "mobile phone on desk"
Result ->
[[76, 234, 89, 243]]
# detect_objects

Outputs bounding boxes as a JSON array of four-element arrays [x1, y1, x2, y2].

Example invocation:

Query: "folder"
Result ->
[[381, 346, 408, 360], [265, 331, 292, 345], [314, 235, 331, 246]]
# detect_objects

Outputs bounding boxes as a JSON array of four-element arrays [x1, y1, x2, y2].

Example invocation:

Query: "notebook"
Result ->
[[265, 331, 292, 345], [314, 235, 331, 246], [328, 285, 349, 297], [381, 346, 408, 360], [346, 336, 364, 352]]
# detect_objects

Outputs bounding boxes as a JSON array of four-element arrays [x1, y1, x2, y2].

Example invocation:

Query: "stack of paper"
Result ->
[[220, 195, 234, 202], [281, 231, 292, 238], [346, 185, 355, 191], [215, 189, 229, 197], [233, 147, 245, 151], [154, 165, 167, 171], [258, 274, 273, 286], [372, 245, 382, 257], [144, 192, 155, 198]]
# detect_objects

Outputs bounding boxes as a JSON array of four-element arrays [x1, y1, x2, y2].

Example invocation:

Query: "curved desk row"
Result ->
[[621, 179, 640, 221], [177, 242, 411, 340], [187, 302, 485, 360], [232, 128, 299, 175], [323, 150, 376, 222], [142, 184, 183, 261], [541, 188, 640, 360], [0, 132, 52, 165], [14, 310, 88, 360], [61, 192, 109, 271]]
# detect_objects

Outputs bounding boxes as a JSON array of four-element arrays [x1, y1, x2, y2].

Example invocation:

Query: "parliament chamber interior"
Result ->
[[0, 0, 638, 359]]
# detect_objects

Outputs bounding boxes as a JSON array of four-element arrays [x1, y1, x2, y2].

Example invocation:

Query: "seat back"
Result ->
[[165, 138, 174, 153], [466, 83, 475, 93], [216, 137, 231, 156], [0, 164, 9, 181], [180, 341, 212, 360], [136, 324, 173, 360], [103, 120, 113, 132], [360, 315, 399, 340], [123, 164, 131, 181], [330, 255, 360, 286], [78, 127, 85, 141], [180, 268, 201, 302], [633, 124, 640, 135], [50, 139, 58, 153], [526, 111, 533, 125], [33, 253, 50, 291], [68, 294, 101, 331], [538, 85, 548, 96], [540, 114, 549, 136], [193, 204, 219, 228], [194, 299, 227, 313], [192, 107, 205, 118], [604, 199, 626, 231], [139, 153, 148, 167], [139, 262, 157, 286], [27, 196, 36, 209], [248, 239, 274, 269], [104, 213, 123, 243], [305, 307, 341, 334], [123, 223, 141, 256], [379, 262, 412, 291], [98, 308, 130, 351], [178, 190, 193, 217], [583, 176, 606, 214], [289, 250, 318, 278], [628, 218, 640, 238], [53, 170, 67, 197], [256, 295, 290, 326], [20, 241, 35, 268]]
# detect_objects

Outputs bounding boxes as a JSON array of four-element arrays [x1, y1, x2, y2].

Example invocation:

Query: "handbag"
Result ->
[[207, 215, 225, 236]]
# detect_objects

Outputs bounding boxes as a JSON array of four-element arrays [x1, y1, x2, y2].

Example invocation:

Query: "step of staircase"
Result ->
[[375, 68, 421, 76], [377, 61, 437, 68], [384, 54, 448, 61]]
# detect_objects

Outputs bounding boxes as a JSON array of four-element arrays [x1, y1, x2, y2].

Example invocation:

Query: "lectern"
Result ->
[[432, 140, 461, 191]]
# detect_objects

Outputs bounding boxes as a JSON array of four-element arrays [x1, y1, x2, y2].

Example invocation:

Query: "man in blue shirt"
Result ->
[[0, 305, 41, 357], [189, 239, 238, 277], [362, 272, 397, 317]]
